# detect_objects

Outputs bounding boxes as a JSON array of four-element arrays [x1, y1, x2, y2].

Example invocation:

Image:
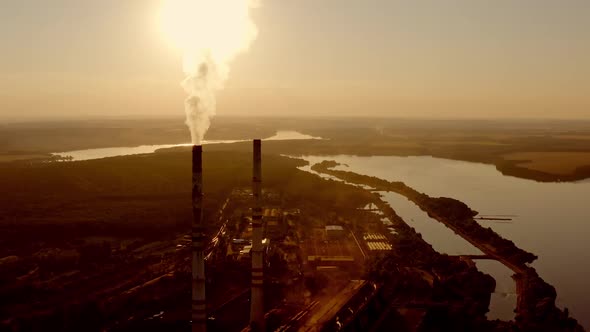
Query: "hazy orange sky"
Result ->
[[1, 0, 589, 121]]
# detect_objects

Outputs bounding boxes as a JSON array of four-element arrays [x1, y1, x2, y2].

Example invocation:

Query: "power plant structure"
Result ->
[[250, 139, 265, 331], [186, 139, 378, 331], [192, 145, 207, 332], [191, 141, 266, 332]]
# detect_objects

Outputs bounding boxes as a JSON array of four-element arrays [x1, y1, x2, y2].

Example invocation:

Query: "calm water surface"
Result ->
[[381, 191, 517, 321], [300, 155, 590, 327], [53, 131, 320, 161]]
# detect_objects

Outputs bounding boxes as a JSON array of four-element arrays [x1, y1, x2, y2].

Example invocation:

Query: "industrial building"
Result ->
[[325, 225, 345, 240], [363, 232, 393, 252], [188, 139, 389, 332], [263, 208, 286, 240]]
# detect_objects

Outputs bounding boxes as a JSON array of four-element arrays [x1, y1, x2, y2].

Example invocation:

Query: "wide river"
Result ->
[[53, 131, 321, 161], [300, 155, 590, 328]]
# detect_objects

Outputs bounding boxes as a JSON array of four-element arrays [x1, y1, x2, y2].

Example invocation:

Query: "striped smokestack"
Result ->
[[250, 139, 265, 331], [192, 145, 207, 332]]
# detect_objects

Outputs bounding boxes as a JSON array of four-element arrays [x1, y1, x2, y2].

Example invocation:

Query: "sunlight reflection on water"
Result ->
[[53, 131, 321, 161]]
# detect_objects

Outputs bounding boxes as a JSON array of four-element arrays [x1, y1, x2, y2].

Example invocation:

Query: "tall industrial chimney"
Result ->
[[250, 139, 265, 331], [192, 145, 207, 332]]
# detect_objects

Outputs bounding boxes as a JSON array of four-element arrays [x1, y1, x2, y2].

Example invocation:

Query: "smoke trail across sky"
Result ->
[[160, 0, 259, 144]]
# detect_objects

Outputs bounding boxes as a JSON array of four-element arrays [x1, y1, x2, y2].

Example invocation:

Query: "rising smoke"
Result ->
[[160, 0, 259, 144], [181, 54, 225, 144]]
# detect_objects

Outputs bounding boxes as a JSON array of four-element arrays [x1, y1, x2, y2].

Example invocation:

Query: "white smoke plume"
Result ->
[[160, 0, 259, 144]]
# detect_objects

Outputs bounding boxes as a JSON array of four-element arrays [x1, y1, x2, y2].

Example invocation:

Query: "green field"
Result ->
[[503, 152, 590, 175]]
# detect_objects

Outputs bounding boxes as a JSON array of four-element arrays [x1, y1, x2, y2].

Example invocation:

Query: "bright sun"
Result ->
[[159, 0, 257, 65], [158, 0, 259, 144]]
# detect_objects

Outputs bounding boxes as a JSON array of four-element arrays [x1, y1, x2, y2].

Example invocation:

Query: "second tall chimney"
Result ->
[[250, 139, 265, 331], [192, 145, 206, 332]]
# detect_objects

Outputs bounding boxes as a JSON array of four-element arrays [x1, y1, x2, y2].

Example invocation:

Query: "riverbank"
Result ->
[[3, 117, 590, 182], [311, 160, 584, 331]]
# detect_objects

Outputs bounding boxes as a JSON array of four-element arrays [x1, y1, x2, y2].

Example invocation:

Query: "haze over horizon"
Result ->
[[2, 3, 590, 330], [1, 0, 589, 121]]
